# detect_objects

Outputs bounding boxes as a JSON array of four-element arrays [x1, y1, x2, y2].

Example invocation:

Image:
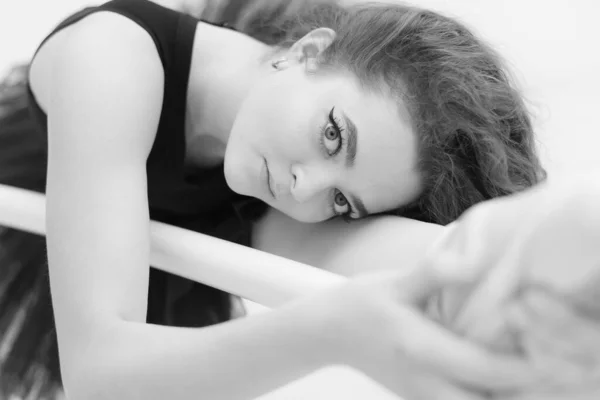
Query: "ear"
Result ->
[[286, 28, 336, 72]]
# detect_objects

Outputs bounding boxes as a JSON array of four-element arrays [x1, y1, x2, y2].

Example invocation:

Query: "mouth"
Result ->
[[264, 158, 276, 199]]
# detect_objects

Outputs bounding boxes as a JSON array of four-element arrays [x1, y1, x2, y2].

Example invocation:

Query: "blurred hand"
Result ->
[[416, 176, 600, 399], [506, 287, 600, 386], [312, 265, 542, 400]]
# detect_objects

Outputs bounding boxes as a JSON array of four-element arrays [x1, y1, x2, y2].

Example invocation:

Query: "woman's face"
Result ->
[[224, 34, 422, 223]]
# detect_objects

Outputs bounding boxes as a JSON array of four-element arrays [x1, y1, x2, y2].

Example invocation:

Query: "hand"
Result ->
[[497, 382, 600, 400], [486, 286, 600, 400], [506, 287, 600, 387], [313, 265, 542, 400]]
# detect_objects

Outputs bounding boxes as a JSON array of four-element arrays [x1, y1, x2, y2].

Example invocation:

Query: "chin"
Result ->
[[224, 172, 251, 197], [222, 155, 246, 195]]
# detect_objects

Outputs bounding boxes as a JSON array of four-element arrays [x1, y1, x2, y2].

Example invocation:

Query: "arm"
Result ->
[[47, 14, 336, 400], [253, 208, 446, 277]]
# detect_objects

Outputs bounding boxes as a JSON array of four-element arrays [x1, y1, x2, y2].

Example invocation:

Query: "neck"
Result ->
[[185, 22, 271, 166]]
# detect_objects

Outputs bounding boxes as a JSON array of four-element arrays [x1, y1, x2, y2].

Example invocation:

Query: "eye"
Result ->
[[332, 189, 351, 216], [323, 125, 341, 154], [320, 107, 344, 156]]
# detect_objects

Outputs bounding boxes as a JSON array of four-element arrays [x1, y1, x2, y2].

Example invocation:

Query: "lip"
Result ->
[[263, 158, 276, 199]]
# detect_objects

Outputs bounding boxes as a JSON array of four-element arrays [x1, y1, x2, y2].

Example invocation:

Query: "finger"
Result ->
[[394, 253, 484, 307], [460, 311, 517, 352], [392, 264, 446, 305], [506, 301, 599, 388], [520, 329, 590, 387], [517, 290, 600, 366], [523, 287, 584, 326], [512, 310, 588, 367], [396, 306, 542, 392], [420, 247, 486, 288], [406, 371, 490, 400], [374, 363, 490, 400], [523, 288, 600, 334], [507, 324, 600, 389], [500, 384, 600, 400]]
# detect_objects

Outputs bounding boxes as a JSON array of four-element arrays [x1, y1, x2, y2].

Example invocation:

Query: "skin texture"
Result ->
[[223, 29, 421, 222]]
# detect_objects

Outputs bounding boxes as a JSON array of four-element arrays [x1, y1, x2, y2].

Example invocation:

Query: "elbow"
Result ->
[[62, 347, 133, 400], [63, 369, 114, 400], [59, 321, 132, 400]]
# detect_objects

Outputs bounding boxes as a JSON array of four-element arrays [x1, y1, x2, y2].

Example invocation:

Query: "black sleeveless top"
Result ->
[[27, 0, 268, 326]]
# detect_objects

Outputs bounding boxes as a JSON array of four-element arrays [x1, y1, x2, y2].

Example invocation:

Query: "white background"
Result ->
[[1, 1, 599, 399]]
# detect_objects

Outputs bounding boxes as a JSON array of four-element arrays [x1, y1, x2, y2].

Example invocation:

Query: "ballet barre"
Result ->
[[0, 183, 345, 308]]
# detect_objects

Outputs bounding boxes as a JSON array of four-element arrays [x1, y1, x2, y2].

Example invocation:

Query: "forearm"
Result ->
[[313, 216, 447, 277], [68, 296, 337, 400], [254, 209, 446, 278]]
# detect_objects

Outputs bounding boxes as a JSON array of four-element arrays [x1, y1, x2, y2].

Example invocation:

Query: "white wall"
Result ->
[[408, 0, 600, 177]]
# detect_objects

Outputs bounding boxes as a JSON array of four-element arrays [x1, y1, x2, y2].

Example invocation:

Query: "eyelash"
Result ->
[[319, 107, 354, 221], [319, 108, 344, 156], [338, 206, 355, 223]]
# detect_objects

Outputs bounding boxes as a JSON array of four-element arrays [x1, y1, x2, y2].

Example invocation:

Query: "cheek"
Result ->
[[239, 96, 294, 153], [276, 111, 324, 166], [251, 82, 323, 158]]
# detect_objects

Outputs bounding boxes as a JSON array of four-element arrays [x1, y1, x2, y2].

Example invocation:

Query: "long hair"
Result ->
[[232, 0, 546, 225]]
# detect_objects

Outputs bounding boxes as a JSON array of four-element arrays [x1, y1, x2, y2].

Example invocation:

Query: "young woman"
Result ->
[[0, 0, 546, 398]]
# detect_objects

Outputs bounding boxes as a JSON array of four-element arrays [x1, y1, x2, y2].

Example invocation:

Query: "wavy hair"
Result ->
[[233, 0, 546, 225]]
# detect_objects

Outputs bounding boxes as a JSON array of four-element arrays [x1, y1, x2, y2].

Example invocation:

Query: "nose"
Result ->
[[290, 164, 330, 203]]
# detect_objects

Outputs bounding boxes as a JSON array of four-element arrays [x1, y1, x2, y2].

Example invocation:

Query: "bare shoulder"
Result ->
[[29, 10, 163, 114]]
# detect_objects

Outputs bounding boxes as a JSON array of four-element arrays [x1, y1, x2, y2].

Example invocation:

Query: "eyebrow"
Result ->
[[342, 111, 358, 168], [340, 111, 368, 218]]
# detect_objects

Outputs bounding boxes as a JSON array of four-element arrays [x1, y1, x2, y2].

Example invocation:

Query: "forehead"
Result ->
[[333, 77, 422, 214]]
